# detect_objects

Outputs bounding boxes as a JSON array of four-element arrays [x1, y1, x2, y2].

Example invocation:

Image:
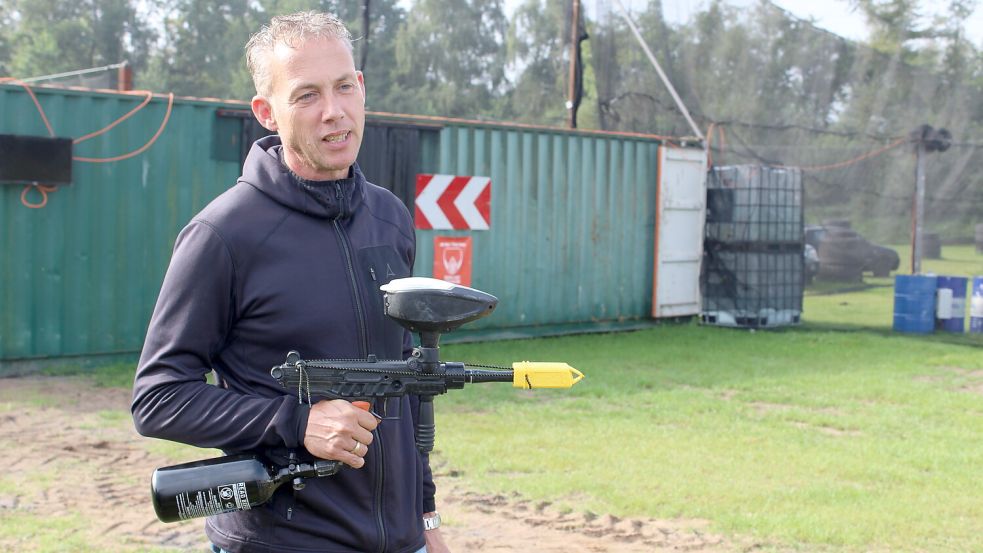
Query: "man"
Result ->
[[131, 11, 449, 553]]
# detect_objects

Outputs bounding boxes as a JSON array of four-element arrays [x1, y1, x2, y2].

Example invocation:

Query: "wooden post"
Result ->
[[117, 62, 133, 91], [910, 139, 926, 274], [566, 0, 581, 129]]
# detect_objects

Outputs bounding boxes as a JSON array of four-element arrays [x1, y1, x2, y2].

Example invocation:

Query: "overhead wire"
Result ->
[[774, 136, 910, 172], [721, 133, 983, 205], [714, 122, 911, 171], [709, 117, 910, 142], [708, 122, 983, 207]]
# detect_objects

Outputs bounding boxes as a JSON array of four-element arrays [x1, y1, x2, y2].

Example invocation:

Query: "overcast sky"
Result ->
[[587, 0, 983, 46]]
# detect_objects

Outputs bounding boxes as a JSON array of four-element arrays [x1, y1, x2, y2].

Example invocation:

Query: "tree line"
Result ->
[[2, 0, 981, 239]]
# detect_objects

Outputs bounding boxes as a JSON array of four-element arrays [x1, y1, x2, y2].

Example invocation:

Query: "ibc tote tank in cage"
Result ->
[[701, 165, 804, 328]]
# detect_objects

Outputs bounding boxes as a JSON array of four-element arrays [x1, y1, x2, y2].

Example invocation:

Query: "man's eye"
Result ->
[[339, 83, 355, 92], [297, 92, 316, 101]]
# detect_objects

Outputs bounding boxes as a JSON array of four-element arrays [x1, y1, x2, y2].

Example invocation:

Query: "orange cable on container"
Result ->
[[1, 78, 59, 208], [20, 184, 58, 209], [0, 78, 56, 136], [73, 90, 155, 144], [73, 92, 174, 163], [2, 79, 175, 206]]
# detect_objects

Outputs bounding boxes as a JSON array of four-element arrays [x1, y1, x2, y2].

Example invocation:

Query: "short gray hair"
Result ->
[[245, 11, 353, 97]]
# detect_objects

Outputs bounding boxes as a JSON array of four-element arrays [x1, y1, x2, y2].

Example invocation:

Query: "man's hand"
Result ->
[[424, 525, 451, 553], [303, 399, 379, 468]]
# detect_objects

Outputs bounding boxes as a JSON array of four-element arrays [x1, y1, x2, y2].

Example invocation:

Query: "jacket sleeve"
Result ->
[[131, 220, 309, 452]]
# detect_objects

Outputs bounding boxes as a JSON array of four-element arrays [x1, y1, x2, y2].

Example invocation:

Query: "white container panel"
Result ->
[[652, 146, 708, 318]]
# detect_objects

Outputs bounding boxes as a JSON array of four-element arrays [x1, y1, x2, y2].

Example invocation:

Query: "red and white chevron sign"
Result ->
[[415, 174, 491, 230]]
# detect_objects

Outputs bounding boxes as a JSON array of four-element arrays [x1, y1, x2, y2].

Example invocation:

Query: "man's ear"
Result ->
[[251, 95, 278, 132], [357, 71, 366, 103]]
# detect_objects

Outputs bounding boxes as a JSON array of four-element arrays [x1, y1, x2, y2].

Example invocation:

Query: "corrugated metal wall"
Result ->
[[1, 85, 668, 365], [413, 125, 661, 330], [1, 85, 241, 362]]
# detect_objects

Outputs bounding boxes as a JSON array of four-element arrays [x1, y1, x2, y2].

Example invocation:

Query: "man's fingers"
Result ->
[[348, 439, 367, 456], [354, 408, 380, 431], [342, 439, 370, 468], [342, 451, 366, 469], [352, 427, 374, 447]]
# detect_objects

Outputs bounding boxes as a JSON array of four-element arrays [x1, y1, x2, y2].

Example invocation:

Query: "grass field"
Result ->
[[9, 244, 983, 552], [431, 244, 983, 551], [436, 325, 982, 551]]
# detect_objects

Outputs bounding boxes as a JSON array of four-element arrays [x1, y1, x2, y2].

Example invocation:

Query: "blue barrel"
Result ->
[[893, 275, 936, 334], [935, 276, 967, 333], [971, 277, 983, 334]]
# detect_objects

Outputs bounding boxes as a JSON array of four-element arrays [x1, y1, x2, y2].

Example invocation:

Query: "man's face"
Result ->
[[253, 36, 365, 181]]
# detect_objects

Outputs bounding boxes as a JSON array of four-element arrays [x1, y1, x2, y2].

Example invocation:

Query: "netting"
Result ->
[[588, 0, 982, 244]]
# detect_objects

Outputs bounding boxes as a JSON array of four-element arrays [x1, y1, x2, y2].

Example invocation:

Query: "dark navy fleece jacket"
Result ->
[[132, 135, 432, 553]]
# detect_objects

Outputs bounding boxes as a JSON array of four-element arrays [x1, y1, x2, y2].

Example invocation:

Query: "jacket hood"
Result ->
[[239, 135, 364, 219]]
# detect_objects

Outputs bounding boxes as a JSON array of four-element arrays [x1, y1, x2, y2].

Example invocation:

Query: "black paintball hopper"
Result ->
[[381, 277, 498, 335]]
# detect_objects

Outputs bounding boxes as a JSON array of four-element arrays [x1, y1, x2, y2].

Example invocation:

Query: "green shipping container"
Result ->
[[0, 84, 672, 370]]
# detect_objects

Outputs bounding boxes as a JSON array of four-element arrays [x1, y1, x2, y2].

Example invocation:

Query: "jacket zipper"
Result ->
[[373, 426, 386, 553], [332, 184, 370, 358], [332, 182, 385, 552]]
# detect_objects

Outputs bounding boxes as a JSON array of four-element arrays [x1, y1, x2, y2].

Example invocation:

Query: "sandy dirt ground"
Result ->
[[0, 376, 759, 552]]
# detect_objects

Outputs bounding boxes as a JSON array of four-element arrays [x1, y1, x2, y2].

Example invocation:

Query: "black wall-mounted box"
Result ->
[[0, 134, 73, 186]]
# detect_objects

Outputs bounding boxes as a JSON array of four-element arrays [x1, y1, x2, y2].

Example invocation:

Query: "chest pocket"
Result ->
[[357, 245, 412, 359]]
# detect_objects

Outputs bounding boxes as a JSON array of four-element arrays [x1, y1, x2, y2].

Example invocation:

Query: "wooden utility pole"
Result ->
[[908, 124, 951, 274], [910, 140, 926, 274], [566, 0, 581, 129], [361, 0, 371, 70]]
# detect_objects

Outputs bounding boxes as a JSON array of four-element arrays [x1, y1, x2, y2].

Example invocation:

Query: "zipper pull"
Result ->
[[287, 506, 293, 521], [369, 267, 377, 281]]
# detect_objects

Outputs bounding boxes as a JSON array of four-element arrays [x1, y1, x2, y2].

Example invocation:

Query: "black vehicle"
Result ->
[[806, 222, 899, 281]]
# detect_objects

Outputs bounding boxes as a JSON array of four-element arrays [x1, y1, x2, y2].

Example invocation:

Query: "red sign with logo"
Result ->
[[433, 236, 473, 286]]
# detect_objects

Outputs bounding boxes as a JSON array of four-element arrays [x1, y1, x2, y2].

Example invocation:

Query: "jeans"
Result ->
[[211, 545, 427, 553]]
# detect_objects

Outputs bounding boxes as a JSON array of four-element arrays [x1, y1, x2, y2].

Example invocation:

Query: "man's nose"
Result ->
[[322, 95, 345, 122]]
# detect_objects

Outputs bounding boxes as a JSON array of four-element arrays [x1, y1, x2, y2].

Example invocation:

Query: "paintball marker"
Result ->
[[150, 277, 584, 523]]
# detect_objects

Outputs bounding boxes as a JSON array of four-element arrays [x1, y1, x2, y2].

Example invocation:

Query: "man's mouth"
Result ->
[[323, 131, 350, 144]]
